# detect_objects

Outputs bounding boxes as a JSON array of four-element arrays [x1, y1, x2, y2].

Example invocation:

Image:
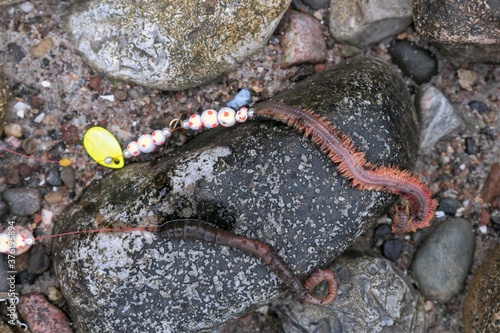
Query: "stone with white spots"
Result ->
[[53, 57, 419, 332]]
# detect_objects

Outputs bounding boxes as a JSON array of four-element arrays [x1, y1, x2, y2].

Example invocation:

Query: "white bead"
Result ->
[[217, 107, 236, 127], [182, 120, 190, 129], [201, 109, 219, 128], [126, 141, 141, 156], [137, 134, 156, 153], [186, 114, 203, 130], [0, 233, 10, 254], [162, 128, 171, 137], [104, 157, 113, 165], [151, 130, 166, 145], [236, 106, 249, 122]]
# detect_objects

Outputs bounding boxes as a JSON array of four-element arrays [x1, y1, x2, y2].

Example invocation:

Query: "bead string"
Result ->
[[120, 106, 253, 160]]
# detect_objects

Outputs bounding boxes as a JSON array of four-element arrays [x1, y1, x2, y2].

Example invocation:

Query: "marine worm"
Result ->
[[252, 102, 438, 233], [158, 219, 338, 305]]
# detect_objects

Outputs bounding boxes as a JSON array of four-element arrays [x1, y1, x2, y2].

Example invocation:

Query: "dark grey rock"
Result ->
[[0, 198, 7, 217], [60, 166, 76, 190], [414, 0, 500, 64], [27, 243, 50, 275], [0, 255, 8, 292], [2, 188, 42, 216], [382, 239, 403, 262], [273, 252, 426, 333], [373, 223, 391, 243], [52, 56, 419, 333], [411, 218, 475, 303], [389, 40, 437, 84], [416, 84, 463, 153], [468, 100, 489, 114], [329, 0, 413, 47], [45, 167, 62, 186], [438, 198, 463, 215], [67, 0, 291, 90]]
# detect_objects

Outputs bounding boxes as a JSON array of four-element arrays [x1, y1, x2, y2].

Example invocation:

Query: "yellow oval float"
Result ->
[[83, 126, 124, 169]]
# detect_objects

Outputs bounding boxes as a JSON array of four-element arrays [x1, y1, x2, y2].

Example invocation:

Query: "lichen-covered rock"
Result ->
[[67, 0, 291, 90], [52, 56, 419, 332], [273, 252, 426, 333], [414, 0, 500, 64], [329, 0, 413, 47]]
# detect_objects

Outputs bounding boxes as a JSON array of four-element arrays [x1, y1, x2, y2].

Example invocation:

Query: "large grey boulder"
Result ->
[[67, 0, 291, 90], [52, 56, 419, 332]]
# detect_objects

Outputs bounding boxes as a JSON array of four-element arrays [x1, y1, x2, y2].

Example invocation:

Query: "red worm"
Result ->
[[252, 102, 438, 233], [158, 219, 338, 305]]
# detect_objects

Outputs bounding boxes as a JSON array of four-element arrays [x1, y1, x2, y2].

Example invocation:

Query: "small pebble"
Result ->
[[127, 87, 140, 99], [13, 101, 30, 115], [389, 40, 438, 84], [34, 112, 45, 123], [20, 2, 35, 13], [44, 191, 63, 204], [438, 198, 463, 215], [114, 90, 127, 101], [27, 243, 50, 274], [373, 223, 391, 243], [411, 218, 475, 303], [60, 166, 76, 190], [88, 76, 103, 91], [468, 100, 489, 114], [457, 69, 478, 91], [18, 163, 33, 178], [464, 137, 477, 154], [40, 80, 51, 88], [227, 88, 252, 109], [46, 286, 64, 302], [5, 167, 20, 185], [30, 95, 46, 108], [100, 95, 115, 102], [60, 123, 79, 145], [3, 123, 23, 137], [22, 138, 38, 155], [4, 135, 22, 149], [7, 42, 26, 62], [2, 188, 42, 216], [30, 38, 54, 58], [382, 239, 403, 262], [481, 163, 500, 204], [17, 293, 74, 333], [45, 167, 62, 186]]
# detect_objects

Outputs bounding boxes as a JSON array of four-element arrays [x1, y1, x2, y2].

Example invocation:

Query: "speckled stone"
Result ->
[[411, 218, 475, 303], [463, 245, 500, 333], [2, 188, 42, 216], [329, 0, 413, 47], [0, 68, 8, 136], [52, 56, 419, 332], [273, 252, 426, 333], [414, 0, 500, 63], [67, 0, 291, 90]]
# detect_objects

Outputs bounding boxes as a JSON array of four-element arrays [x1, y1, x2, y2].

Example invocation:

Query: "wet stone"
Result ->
[[2, 188, 42, 216], [52, 56, 419, 332], [60, 166, 76, 190], [382, 239, 403, 262], [389, 40, 438, 84], [411, 218, 475, 303], [438, 197, 463, 215], [27, 243, 51, 275], [373, 223, 391, 243]]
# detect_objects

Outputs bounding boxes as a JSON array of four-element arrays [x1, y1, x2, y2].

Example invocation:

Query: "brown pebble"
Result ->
[[44, 191, 63, 204], [22, 138, 38, 155], [88, 75, 102, 91], [5, 168, 20, 185], [30, 95, 46, 108], [114, 90, 128, 101], [18, 163, 33, 178], [482, 163, 500, 204], [60, 123, 80, 145], [17, 293, 74, 333], [479, 209, 490, 225], [30, 38, 54, 58]]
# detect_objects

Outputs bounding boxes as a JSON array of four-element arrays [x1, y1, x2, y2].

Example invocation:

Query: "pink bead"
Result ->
[[127, 141, 141, 156], [217, 107, 236, 127], [201, 109, 219, 129], [137, 134, 156, 153], [151, 130, 166, 145], [236, 106, 249, 123]]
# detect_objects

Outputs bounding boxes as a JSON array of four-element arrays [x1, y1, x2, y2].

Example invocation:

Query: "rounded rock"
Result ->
[[411, 218, 475, 303], [2, 188, 42, 216], [67, 0, 290, 90], [388, 40, 438, 84]]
